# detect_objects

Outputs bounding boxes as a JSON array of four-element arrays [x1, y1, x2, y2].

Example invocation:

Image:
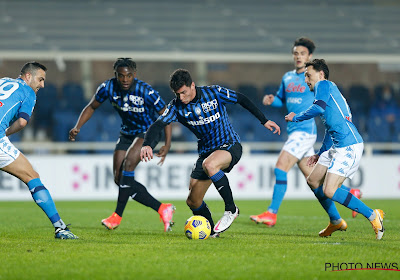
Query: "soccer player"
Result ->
[[69, 58, 175, 232], [285, 59, 385, 240], [140, 69, 281, 237], [0, 62, 78, 239], [250, 37, 361, 227]]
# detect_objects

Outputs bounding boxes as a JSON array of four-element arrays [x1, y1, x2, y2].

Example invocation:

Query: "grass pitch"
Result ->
[[0, 199, 399, 280]]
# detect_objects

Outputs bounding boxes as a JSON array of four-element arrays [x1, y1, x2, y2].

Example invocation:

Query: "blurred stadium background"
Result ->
[[0, 0, 399, 153]]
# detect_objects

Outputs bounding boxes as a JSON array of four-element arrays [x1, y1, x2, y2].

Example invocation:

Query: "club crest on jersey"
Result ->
[[195, 107, 202, 115], [201, 99, 218, 113]]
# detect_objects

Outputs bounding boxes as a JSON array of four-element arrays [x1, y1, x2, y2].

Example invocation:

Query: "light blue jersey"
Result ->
[[293, 80, 363, 154], [272, 70, 316, 135], [0, 77, 36, 137]]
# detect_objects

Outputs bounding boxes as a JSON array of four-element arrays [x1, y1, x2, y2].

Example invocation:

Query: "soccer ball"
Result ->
[[184, 215, 211, 240]]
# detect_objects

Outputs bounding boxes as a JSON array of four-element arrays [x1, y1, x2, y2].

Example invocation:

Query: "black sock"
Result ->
[[192, 201, 215, 233], [210, 170, 236, 212], [115, 185, 134, 217], [120, 174, 161, 212]]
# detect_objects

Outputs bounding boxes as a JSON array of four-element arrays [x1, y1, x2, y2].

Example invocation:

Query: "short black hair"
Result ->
[[169, 69, 192, 92], [113, 58, 137, 72], [305, 59, 329, 79], [20, 61, 47, 75], [293, 37, 316, 54]]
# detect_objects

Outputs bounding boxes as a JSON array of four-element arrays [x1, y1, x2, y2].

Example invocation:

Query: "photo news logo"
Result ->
[[325, 262, 400, 272]]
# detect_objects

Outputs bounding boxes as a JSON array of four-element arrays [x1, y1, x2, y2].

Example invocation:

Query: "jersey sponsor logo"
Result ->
[[187, 112, 220, 126], [201, 99, 218, 113], [285, 82, 306, 93], [121, 103, 144, 112], [129, 95, 144, 105], [287, 97, 302, 104]]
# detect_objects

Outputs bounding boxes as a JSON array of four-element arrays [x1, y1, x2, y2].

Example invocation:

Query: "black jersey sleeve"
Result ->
[[143, 119, 168, 149], [236, 92, 268, 125]]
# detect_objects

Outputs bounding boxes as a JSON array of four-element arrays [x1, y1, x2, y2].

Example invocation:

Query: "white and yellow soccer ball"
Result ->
[[184, 215, 211, 240]]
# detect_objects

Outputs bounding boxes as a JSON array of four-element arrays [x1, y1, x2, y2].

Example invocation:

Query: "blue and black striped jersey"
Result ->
[[95, 78, 166, 135], [158, 85, 240, 155]]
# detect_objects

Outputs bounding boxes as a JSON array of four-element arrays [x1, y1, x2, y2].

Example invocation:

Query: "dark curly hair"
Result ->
[[113, 58, 136, 72]]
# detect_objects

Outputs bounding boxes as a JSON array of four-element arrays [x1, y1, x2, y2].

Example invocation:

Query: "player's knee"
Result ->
[[186, 197, 201, 209], [323, 187, 335, 199], [202, 159, 216, 175], [186, 197, 195, 208], [306, 176, 318, 189]]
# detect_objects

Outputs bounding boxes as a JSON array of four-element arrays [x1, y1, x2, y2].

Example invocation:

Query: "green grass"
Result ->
[[0, 199, 399, 280]]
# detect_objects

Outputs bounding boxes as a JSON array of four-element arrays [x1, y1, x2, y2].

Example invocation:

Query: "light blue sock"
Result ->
[[268, 168, 287, 214], [332, 187, 373, 219], [312, 185, 341, 222], [340, 185, 351, 192], [27, 178, 64, 228]]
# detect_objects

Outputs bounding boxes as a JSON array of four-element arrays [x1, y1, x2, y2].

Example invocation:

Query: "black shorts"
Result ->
[[190, 142, 242, 180], [115, 131, 163, 151], [115, 133, 145, 151]]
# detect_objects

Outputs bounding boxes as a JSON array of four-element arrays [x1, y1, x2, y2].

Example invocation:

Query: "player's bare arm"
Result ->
[[264, 120, 281, 135], [5, 118, 28, 136], [69, 97, 102, 141], [155, 107, 172, 165], [262, 94, 275, 106]]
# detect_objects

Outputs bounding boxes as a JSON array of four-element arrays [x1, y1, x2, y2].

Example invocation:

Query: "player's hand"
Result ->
[[140, 146, 154, 162], [264, 120, 280, 135], [156, 145, 170, 166], [307, 154, 319, 167], [285, 112, 296, 122], [69, 127, 80, 141], [262, 94, 274, 106]]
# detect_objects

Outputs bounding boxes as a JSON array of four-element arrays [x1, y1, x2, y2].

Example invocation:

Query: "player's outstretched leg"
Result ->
[[312, 185, 345, 237], [102, 171, 175, 232], [339, 185, 363, 218], [27, 178, 78, 239], [331, 187, 384, 239], [101, 171, 136, 230], [210, 170, 239, 233]]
